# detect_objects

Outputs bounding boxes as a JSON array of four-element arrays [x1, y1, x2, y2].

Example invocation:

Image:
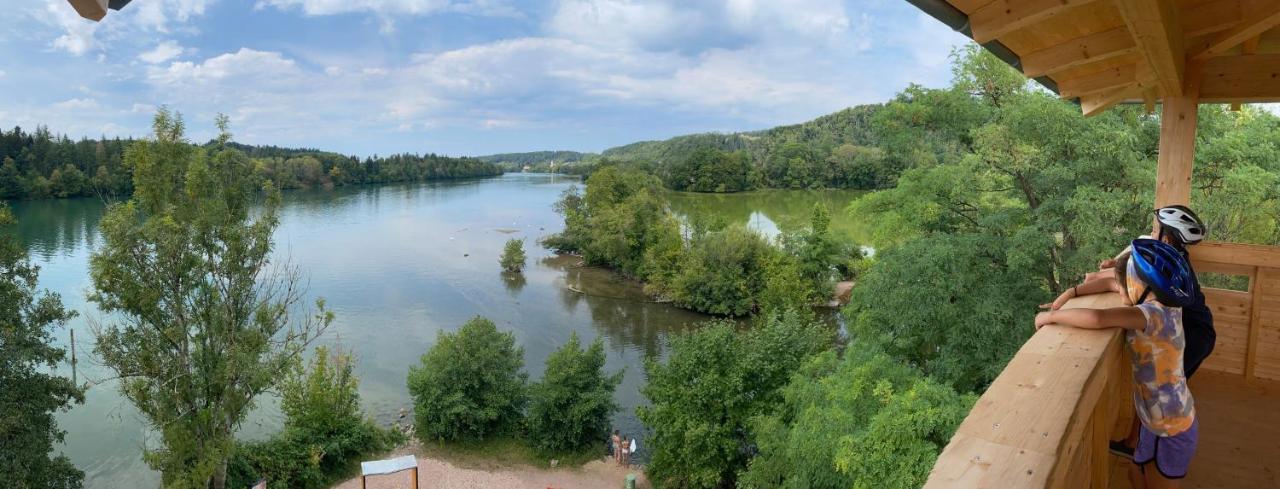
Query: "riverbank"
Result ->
[[332, 442, 649, 489]]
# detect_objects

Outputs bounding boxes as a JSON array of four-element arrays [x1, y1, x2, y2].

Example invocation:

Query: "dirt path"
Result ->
[[332, 451, 649, 489]]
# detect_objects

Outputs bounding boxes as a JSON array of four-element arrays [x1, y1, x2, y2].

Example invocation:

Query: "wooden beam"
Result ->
[[1243, 35, 1261, 54], [1143, 88, 1156, 114], [970, 0, 1105, 43], [1152, 60, 1202, 213], [1199, 54, 1280, 102], [1081, 85, 1140, 117], [1183, 0, 1244, 37], [67, 0, 107, 21], [1058, 64, 1139, 98], [1116, 0, 1186, 97], [1246, 267, 1263, 380], [1190, 2, 1280, 60], [1020, 27, 1137, 78]]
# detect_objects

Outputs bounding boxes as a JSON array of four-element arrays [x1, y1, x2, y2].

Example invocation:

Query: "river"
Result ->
[[9, 173, 867, 487]]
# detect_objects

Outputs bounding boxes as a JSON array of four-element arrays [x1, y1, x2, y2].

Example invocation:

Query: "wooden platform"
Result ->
[[1107, 370, 1280, 488]]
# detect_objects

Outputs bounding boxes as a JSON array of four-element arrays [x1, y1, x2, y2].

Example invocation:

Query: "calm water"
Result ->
[[10, 174, 866, 488]]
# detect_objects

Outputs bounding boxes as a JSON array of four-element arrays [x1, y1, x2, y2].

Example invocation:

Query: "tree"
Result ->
[[668, 225, 775, 316], [500, 238, 527, 273], [407, 316, 527, 441], [89, 110, 332, 489], [227, 347, 401, 489], [638, 311, 830, 488], [526, 332, 622, 453], [844, 234, 1043, 393], [0, 204, 84, 489], [741, 345, 973, 489]]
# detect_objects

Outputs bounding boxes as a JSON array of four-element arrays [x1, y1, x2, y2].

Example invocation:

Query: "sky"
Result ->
[[1, 0, 970, 157]]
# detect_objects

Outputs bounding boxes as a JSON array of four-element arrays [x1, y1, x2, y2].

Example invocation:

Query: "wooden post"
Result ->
[[411, 467, 419, 489], [360, 475, 365, 489], [1152, 61, 1202, 232], [70, 329, 77, 386], [1246, 267, 1265, 380]]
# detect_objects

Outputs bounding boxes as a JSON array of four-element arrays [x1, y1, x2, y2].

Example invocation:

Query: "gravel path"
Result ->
[[332, 454, 649, 489]]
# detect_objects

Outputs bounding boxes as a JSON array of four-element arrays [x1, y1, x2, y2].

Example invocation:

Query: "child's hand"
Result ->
[[1098, 259, 1116, 270], [1034, 312, 1055, 330], [1040, 288, 1075, 311]]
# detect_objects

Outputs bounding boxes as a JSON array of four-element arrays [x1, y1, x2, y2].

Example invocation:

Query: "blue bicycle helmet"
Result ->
[[1129, 239, 1196, 307]]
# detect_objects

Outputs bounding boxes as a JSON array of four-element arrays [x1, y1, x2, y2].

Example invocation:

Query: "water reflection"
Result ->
[[7, 173, 862, 487]]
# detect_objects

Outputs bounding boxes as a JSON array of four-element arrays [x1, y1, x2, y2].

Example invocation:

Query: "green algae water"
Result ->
[[9, 174, 866, 487]]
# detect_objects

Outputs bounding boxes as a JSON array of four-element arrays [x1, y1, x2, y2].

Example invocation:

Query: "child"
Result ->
[[612, 430, 621, 464], [620, 437, 631, 467], [1035, 240, 1198, 488]]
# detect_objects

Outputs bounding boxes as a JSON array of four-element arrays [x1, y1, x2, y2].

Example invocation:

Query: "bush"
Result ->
[[227, 347, 402, 489], [526, 332, 622, 454], [740, 344, 973, 488], [407, 317, 527, 441], [638, 310, 830, 488], [500, 238, 527, 272], [668, 225, 775, 316]]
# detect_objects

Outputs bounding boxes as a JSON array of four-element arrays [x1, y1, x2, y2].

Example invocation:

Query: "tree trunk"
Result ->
[[210, 459, 227, 489]]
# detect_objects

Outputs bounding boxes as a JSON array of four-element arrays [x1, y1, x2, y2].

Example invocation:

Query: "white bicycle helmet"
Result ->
[[1155, 205, 1206, 245]]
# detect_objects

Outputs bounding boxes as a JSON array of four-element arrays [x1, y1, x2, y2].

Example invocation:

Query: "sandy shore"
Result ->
[[332, 451, 649, 489]]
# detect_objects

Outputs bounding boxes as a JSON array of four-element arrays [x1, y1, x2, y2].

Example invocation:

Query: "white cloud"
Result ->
[[45, 0, 98, 55], [53, 98, 100, 110], [255, 0, 517, 16], [139, 40, 185, 64]]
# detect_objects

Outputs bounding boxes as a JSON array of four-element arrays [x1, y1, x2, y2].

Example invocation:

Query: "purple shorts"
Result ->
[[1134, 419, 1198, 479]]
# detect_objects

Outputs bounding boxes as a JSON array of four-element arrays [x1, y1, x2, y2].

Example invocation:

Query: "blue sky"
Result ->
[[1, 0, 970, 157]]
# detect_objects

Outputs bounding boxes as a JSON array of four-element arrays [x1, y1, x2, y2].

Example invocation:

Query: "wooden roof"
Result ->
[[908, 0, 1280, 115]]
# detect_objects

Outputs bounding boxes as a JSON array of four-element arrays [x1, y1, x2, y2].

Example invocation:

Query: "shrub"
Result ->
[[407, 317, 527, 441], [668, 225, 775, 316], [740, 344, 973, 488], [638, 310, 830, 488], [500, 238, 526, 273], [527, 332, 622, 454], [227, 347, 401, 489]]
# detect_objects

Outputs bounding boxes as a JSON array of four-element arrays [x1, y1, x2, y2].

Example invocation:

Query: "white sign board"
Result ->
[[361, 455, 418, 476]]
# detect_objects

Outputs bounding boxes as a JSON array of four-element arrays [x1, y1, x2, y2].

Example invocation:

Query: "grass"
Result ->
[[415, 435, 603, 471]]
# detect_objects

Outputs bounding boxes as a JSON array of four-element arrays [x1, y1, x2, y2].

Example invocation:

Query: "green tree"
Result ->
[[526, 332, 622, 454], [407, 316, 527, 441], [638, 311, 831, 488], [741, 345, 973, 489], [89, 110, 332, 489], [227, 347, 401, 489], [0, 204, 84, 489], [668, 225, 775, 316], [500, 238, 527, 273]]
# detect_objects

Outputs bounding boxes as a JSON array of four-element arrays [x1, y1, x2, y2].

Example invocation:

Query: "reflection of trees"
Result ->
[[544, 254, 708, 358], [501, 271, 527, 296], [665, 189, 867, 241], [11, 197, 106, 259]]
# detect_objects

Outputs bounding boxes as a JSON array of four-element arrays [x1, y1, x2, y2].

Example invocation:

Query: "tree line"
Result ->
[[0, 125, 503, 201]]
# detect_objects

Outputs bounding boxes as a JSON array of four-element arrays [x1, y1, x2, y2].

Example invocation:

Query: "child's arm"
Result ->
[[1041, 276, 1124, 310], [1034, 306, 1146, 331]]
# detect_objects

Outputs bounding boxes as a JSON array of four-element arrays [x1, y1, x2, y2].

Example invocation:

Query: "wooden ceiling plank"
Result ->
[[1199, 53, 1280, 102], [1081, 84, 1141, 116], [949, 0, 997, 13], [1183, 0, 1243, 37], [970, 0, 1107, 44], [1021, 27, 1137, 77], [1058, 64, 1139, 97], [1190, 3, 1280, 60], [1116, 0, 1186, 97]]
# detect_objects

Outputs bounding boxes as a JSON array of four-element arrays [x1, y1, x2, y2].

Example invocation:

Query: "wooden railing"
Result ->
[[924, 241, 1280, 488], [1189, 242, 1280, 381]]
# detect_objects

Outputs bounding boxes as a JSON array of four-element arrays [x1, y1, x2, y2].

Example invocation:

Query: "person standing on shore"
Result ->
[[611, 430, 622, 464]]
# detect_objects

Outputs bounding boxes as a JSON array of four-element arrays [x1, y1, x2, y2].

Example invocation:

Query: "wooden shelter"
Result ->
[[906, 1, 1280, 487]]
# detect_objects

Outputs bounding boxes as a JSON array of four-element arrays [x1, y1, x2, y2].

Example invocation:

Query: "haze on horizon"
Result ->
[[2, 0, 969, 157]]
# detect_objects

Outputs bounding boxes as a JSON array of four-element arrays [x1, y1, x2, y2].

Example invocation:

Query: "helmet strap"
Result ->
[[1137, 286, 1152, 305]]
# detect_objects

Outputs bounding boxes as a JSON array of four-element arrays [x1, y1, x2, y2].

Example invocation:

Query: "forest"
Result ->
[[0, 127, 503, 201]]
